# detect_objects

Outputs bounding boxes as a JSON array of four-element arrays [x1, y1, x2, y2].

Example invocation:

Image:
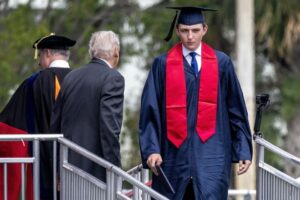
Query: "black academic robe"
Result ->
[[51, 58, 124, 182], [0, 67, 71, 131], [32, 67, 72, 199], [0, 75, 34, 200], [139, 51, 253, 200], [0, 73, 38, 131], [0, 67, 71, 200]]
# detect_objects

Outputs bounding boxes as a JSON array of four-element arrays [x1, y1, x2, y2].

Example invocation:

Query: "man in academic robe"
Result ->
[[139, 6, 253, 200], [51, 31, 124, 182], [0, 33, 76, 200]]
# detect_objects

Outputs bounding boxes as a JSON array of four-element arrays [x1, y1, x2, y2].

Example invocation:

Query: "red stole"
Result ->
[[166, 42, 218, 148], [0, 122, 33, 200]]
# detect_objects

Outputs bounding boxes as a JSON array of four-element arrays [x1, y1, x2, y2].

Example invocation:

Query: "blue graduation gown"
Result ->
[[139, 50, 253, 200]]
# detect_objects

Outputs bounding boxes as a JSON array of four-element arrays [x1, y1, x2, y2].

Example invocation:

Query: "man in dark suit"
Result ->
[[51, 30, 124, 182]]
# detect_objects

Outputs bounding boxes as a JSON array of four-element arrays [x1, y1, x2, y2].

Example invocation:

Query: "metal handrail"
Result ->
[[254, 134, 300, 200], [0, 134, 63, 200], [127, 164, 143, 174], [254, 136, 300, 165], [0, 158, 34, 163], [228, 189, 256, 196], [0, 134, 63, 140], [259, 161, 300, 188], [58, 137, 168, 200], [0, 135, 168, 200]]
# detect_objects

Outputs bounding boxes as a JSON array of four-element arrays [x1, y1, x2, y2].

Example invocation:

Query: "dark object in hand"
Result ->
[[156, 165, 175, 194]]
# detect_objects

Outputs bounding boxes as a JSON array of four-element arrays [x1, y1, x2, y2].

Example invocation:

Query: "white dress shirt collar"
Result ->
[[49, 60, 70, 68], [99, 58, 113, 69], [182, 43, 202, 71], [182, 43, 202, 57]]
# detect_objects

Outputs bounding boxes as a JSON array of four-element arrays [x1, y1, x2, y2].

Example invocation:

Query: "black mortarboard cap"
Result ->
[[164, 6, 217, 41], [32, 33, 76, 59]]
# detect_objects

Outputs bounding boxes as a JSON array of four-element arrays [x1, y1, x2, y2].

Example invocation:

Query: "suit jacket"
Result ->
[[51, 58, 124, 181]]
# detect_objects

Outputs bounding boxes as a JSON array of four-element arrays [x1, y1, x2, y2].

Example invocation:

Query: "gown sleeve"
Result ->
[[0, 79, 29, 130], [139, 57, 165, 168], [226, 58, 253, 162]]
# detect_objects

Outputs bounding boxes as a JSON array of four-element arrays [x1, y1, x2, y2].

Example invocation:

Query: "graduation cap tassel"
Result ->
[[34, 48, 38, 59], [164, 11, 178, 42]]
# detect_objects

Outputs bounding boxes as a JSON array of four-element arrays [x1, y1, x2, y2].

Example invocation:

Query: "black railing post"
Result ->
[[253, 94, 270, 138], [254, 93, 270, 200]]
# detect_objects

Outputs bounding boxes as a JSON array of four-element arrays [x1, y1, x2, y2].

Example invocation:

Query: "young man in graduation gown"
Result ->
[[0, 33, 76, 200], [51, 31, 124, 182], [139, 6, 253, 200]]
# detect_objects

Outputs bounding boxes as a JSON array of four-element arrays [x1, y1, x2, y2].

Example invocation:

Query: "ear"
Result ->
[[112, 48, 120, 68], [203, 24, 208, 35], [114, 47, 120, 58], [45, 49, 52, 57]]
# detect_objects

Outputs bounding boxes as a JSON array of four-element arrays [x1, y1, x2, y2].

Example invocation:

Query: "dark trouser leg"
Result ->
[[183, 180, 195, 200]]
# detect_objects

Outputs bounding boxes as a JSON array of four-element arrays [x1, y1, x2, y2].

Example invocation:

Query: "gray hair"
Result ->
[[42, 49, 70, 60], [88, 31, 120, 60]]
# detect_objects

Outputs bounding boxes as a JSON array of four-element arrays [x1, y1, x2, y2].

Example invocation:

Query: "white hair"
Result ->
[[88, 31, 120, 60]]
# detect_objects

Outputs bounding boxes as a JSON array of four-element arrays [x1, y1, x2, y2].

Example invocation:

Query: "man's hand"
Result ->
[[147, 153, 163, 176], [237, 160, 252, 175]]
